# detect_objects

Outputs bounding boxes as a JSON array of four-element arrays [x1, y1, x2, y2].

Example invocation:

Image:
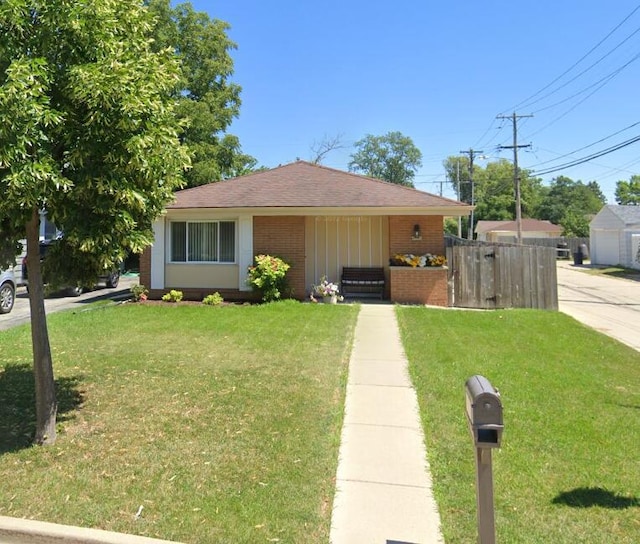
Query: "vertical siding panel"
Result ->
[[368, 217, 373, 265], [328, 218, 339, 280]]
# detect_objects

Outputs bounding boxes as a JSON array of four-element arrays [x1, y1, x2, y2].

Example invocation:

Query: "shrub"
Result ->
[[247, 254, 290, 302], [161, 289, 183, 302], [202, 292, 223, 306], [130, 284, 148, 302]]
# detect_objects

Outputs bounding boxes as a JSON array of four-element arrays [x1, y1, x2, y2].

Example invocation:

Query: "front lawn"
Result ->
[[397, 307, 640, 544], [0, 301, 358, 543]]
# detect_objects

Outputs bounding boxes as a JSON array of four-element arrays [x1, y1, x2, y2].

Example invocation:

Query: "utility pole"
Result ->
[[456, 161, 462, 237], [460, 149, 483, 240], [497, 112, 532, 244]]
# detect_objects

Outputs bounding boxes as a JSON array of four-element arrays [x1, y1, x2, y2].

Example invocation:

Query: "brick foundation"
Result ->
[[389, 266, 449, 306], [148, 287, 260, 303]]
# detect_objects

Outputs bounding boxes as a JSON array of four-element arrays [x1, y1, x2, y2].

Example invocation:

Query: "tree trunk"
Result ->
[[26, 208, 57, 445]]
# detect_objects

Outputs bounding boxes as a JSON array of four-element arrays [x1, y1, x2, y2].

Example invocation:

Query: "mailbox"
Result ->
[[465, 375, 503, 448]]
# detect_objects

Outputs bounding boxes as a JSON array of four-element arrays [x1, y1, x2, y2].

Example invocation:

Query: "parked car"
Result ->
[[0, 268, 16, 314], [22, 240, 121, 297]]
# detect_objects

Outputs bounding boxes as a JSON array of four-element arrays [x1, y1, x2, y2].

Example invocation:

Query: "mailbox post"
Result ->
[[465, 375, 503, 544]]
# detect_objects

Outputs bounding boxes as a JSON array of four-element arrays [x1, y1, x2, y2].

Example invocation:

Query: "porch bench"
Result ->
[[341, 267, 385, 299]]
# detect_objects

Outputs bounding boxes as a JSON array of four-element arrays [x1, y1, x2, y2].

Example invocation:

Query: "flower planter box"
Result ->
[[389, 266, 448, 306]]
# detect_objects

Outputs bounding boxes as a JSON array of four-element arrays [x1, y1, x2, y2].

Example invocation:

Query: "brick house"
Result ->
[[475, 219, 562, 243], [140, 161, 471, 305]]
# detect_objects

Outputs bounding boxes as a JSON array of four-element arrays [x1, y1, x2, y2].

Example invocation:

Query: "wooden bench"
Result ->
[[341, 267, 385, 299]]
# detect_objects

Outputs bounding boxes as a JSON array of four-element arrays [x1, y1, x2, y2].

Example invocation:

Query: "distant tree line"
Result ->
[[443, 156, 640, 238]]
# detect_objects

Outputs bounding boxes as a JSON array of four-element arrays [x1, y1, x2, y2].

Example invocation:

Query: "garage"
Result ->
[[590, 205, 640, 268]]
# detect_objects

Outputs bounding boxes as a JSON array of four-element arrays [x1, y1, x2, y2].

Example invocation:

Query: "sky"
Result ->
[[187, 1, 640, 203]]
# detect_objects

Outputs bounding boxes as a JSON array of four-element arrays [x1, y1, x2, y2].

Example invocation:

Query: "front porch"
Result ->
[[141, 213, 452, 306]]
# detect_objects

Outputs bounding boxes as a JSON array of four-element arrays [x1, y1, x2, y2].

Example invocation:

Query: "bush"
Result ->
[[202, 292, 223, 306], [161, 289, 183, 302], [130, 284, 148, 302], [247, 254, 290, 302]]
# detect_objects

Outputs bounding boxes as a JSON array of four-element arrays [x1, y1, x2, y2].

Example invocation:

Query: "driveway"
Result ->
[[557, 261, 640, 352], [0, 275, 139, 332]]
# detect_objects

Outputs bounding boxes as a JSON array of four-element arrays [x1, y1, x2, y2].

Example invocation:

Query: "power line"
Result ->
[[531, 50, 640, 115], [532, 133, 640, 176], [521, 54, 640, 142], [505, 3, 640, 113], [523, 25, 640, 113], [527, 120, 640, 169]]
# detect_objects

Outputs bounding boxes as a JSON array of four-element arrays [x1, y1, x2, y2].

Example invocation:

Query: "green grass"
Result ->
[[0, 301, 358, 543], [397, 307, 640, 543], [584, 265, 640, 281]]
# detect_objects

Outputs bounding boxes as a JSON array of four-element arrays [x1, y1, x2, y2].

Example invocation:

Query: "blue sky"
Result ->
[[189, 1, 640, 203]]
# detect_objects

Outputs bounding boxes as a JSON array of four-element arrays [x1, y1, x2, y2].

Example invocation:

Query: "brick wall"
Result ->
[[147, 287, 260, 303], [389, 215, 445, 256], [390, 267, 448, 306], [253, 216, 306, 300], [144, 214, 447, 303]]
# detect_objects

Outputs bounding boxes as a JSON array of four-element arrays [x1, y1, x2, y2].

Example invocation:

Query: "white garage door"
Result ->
[[593, 230, 620, 265]]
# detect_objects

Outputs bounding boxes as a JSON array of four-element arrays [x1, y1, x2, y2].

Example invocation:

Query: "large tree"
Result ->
[[442, 157, 544, 237], [536, 176, 606, 235], [146, 0, 256, 186], [0, 0, 190, 445], [615, 175, 640, 205], [348, 131, 422, 187]]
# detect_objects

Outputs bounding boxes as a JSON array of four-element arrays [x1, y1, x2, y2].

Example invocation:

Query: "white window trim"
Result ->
[[169, 220, 237, 264]]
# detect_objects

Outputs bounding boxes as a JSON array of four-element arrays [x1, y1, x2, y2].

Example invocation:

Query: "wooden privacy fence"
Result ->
[[523, 237, 589, 256], [447, 245, 558, 310]]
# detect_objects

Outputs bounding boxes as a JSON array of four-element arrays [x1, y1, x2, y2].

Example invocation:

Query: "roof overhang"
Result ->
[[164, 205, 474, 218]]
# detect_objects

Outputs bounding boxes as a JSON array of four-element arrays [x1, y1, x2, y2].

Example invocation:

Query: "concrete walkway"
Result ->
[[556, 261, 640, 352], [330, 304, 444, 544]]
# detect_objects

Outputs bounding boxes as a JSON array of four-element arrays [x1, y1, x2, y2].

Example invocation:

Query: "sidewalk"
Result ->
[[330, 304, 444, 544], [556, 261, 640, 352]]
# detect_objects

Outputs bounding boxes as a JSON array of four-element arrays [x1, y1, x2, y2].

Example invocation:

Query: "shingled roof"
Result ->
[[603, 205, 640, 226], [475, 219, 562, 234], [168, 160, 471, 213]]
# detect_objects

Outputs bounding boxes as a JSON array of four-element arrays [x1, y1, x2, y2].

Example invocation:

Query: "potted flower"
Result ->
[[390, 253, 447, 267], [311, 276, 343, 304]]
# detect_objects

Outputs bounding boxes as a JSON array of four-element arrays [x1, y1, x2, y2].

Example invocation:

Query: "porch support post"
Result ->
[[150, 218, 165, 290], [238, 215, 253, 291]]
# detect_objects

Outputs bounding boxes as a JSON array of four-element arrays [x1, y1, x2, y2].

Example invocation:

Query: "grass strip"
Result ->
[[397, 306, 640, 544]]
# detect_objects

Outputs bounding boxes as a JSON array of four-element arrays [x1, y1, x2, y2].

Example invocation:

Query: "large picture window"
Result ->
[[171, 221, 235, 263]]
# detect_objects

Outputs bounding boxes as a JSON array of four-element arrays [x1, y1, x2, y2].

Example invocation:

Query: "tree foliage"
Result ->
[[0, 0, 190, 444], [146, 0, 256, 186], [536, 176, 606, 235], [443, 156, 605, 238], [444, 156, 543, 222], [443, 156, 471, 202], [445, 158, 542, 221], [348, 131, 422, 187], [615, 175, 640, 205]]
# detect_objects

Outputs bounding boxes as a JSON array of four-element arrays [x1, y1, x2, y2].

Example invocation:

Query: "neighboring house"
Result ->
[[590, 205, 640, 269], [475, 219, 563, 243], [140, 161, 472, 305]]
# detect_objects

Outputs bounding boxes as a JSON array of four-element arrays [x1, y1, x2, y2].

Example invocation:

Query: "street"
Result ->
[[557, 261, 640, 352], [0, 275, 139, 332]]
